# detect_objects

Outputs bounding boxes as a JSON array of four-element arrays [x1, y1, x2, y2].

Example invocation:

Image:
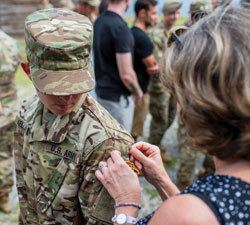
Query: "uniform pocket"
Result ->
[[36, 158, 69, 213]]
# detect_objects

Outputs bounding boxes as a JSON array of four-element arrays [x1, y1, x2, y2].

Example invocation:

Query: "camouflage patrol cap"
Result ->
[[78, 0, 101, 7], [190, 0, 213, 14], [24, 9, 95, 96], [162, 0, 182, 15]]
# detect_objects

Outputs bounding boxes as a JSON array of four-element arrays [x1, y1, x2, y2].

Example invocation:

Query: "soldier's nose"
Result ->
[[59, 95, 73, 103]]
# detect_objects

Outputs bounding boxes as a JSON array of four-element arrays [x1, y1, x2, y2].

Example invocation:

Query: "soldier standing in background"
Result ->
[[0, 29, 20, 213], [14, 9, 134, 224], [59, 0, 75, 10], [37, 0, 54, 10], [147, 0, 182, 162], [76, 0, 101, 23], [176, 0, 215, 190]]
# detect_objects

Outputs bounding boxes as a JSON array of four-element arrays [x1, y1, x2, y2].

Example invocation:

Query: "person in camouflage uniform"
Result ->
[[0, 29, 20, 213], [37, 0, 54, 10], [14, 9, 134, 225], [176, 0, 215, 190], [59, 0, 75, 10], [147, 0, 182, 162], [76, 0, 101, 23]]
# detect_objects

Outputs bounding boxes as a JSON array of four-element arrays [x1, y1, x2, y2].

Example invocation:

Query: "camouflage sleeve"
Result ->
[[13, 117, 28, 222], [79, 137, 132, 225], [148, 30, 165, 61]]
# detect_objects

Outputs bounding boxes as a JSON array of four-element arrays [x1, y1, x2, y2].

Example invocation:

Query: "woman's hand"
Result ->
[[129, 142, 179, 200], [129, 142, 166, 185], [95, 151, 141, 204], [0, 103, 2, 114]]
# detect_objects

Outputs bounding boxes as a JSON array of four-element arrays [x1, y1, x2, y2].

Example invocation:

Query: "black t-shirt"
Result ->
[[131, 26, 153, 93], [93, 11, 135, 101]]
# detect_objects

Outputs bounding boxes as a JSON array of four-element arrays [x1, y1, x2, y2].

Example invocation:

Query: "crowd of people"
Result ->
[[0, 0, 249, 224]]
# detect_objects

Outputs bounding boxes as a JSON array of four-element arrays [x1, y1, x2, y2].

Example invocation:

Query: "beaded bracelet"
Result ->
[[114, 203, 142, 210]]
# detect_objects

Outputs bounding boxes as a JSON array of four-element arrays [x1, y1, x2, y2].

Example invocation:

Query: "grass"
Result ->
[[125, 15, 187, 27], [144, 186, 159, 199], [15, 41, 35, 100]]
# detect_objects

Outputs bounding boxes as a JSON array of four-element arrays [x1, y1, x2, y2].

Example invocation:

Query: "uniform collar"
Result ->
[[29, 95, 86, 143]]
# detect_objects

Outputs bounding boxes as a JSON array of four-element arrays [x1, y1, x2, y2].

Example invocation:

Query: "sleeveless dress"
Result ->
[[136, 174, 250, 225]]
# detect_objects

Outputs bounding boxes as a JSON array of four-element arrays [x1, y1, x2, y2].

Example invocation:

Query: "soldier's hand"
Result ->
[[147, 63, 159, 77]]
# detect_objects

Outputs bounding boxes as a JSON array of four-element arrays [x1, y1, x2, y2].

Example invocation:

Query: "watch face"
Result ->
[[117, 213, 127, 224]]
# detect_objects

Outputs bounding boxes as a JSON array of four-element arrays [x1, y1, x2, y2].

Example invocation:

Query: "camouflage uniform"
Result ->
[[176, 0, 214, 190], [59, 0, 75, 10], [77, 0, 101, 23], [148, 21, 176, 149], [0, 29, 20, 212], [177, 119, 215, 189], [37, 0, 54, 10], [14, 9, 134, 225]]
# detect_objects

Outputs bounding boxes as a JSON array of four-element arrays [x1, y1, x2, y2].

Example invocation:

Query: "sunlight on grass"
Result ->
[[15, 41, 35, 100], [125, 16, 187, 27]]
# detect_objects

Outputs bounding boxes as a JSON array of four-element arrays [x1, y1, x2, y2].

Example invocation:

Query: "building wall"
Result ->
[[0, 0, 62, 39]]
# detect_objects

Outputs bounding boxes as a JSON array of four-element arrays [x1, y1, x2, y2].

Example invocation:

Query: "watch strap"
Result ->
[[112, 213, 137, 224], [126, 215, 137, 224]]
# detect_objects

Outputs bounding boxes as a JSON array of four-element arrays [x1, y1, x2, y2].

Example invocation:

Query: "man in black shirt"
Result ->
[[131, 0, 158, 140], [93, 0, 143, 132]]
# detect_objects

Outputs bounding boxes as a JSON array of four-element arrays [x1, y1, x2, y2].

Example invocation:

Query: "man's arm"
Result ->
[[116, 52, 143, 104], [142, 54, 159, 77]]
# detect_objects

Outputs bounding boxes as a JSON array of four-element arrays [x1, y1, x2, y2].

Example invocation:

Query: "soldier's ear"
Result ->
[[21, 62, 31, 80], [139, 9, 146, 18]]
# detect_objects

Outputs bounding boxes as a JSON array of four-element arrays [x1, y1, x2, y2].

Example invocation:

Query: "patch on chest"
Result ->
[[16, 119, 28, 134], [47, 144, 80, 163]]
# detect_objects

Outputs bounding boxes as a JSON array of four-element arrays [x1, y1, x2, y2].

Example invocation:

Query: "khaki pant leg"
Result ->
[[131, 93, 150, 138]]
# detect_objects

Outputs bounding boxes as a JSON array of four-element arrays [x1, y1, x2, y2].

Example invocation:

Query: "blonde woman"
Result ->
[[95, 3, 250, 225]]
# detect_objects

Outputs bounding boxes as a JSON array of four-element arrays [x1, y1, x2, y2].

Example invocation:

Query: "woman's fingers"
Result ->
[[132, 141, 155, 153], [134, 160, 142, 170], [95, 169, 104, 182], [130, 147, 150, 165]]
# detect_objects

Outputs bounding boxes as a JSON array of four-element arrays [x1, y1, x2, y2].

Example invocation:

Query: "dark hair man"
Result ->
[[99, 0, 109, 14], [131, 0, 158, 140], [93, 0, 143, 133]]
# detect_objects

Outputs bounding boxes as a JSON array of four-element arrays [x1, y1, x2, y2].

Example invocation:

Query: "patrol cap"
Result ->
[[24, 8, 95, 96], [190, 0, 213, 14], [60, 0, 68, 5], [78, 0, 101, 7], [167, 25, 187, 47], [162, 0, 182, 15]]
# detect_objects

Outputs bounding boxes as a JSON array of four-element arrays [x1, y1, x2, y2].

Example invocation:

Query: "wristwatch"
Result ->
[[112, 213, 137, 224]]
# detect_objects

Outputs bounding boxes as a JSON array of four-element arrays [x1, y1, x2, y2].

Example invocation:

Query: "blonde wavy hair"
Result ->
[[162, 3, 250, 161]]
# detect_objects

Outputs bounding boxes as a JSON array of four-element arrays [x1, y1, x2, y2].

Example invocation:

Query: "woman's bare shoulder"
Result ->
[[148, 194, 220, 225]]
